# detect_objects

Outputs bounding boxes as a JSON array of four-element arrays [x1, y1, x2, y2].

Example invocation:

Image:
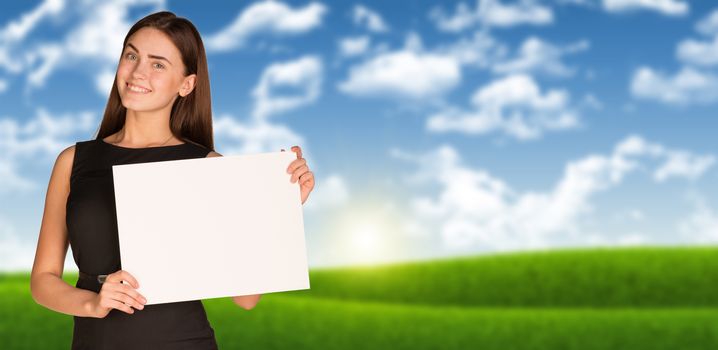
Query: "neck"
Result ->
[[116, 108, 176, 146]]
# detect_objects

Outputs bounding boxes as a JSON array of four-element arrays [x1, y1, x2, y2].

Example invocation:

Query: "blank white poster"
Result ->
[[112, 151, 310, 305]]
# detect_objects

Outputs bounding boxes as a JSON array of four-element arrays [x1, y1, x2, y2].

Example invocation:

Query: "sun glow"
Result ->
[[349, 222, 383, 257], [326, 202, 408, 266]]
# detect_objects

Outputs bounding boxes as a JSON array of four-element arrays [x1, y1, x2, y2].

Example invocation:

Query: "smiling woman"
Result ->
[[29, 10, 315, 350], [98, 13, 211, 149], [114, 30, 195, 115], [28, 11, 223, 350]]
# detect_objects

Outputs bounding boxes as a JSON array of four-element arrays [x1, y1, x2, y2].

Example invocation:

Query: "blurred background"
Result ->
[[1, 0, 717, 349]]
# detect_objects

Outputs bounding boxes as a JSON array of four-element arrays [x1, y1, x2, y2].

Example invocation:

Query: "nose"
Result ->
[[131, 60, 150, 80]]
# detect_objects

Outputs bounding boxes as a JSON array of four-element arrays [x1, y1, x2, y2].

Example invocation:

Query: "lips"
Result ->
[[126, 82, 152, 94]]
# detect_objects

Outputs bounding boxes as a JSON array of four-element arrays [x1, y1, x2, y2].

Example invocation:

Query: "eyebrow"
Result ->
[[126, 43, 173, 66]]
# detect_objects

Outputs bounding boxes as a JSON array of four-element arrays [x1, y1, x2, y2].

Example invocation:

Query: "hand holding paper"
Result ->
[[112, 150, 311, 306], [283, 145, 315, 205]]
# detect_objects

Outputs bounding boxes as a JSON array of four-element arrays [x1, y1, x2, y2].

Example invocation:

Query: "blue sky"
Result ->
[[1, 0, 718, 270]]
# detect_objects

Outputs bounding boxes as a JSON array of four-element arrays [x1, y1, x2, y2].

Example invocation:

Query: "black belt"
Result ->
[[79, 271, 108, 284]]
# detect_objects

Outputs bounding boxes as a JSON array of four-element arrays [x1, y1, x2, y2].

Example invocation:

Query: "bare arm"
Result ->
[[207, 150, 263, 310], [30, 145, 98, 317]]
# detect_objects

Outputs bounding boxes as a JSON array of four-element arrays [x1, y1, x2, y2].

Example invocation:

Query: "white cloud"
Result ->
[[251, 55, 322, 119], [302, 174, 350, 212], [473, 74, 568, 110], [338, 36, 371, 57], [602, 0, 688, 16], [696, 9, 718, 36], [0, 108, 96, 193], [677, 10, 718, 67], [430, 2, 477, 32], [218, 54, 321, 166], [631, 66, 718, 104], [391, 135, 714, 250], [338, 33, 461, 99], [429, 0, 553, 32], [492, 37, 589, 77], [434, 30, 507, 67], [26, 44, 62, 88], [676, 9, 718, 67], [337, 30, 509, 102], [678, 196, 718, 243], [352, 4, 389, 33], [634, 9, 718, 105], [431, 34, 590, 79], [614, 134, 715, 181], [0, 0, 64, 44], [0, 78, 7, 93], [677, 36, 718, 67], [213, 115, 305, 155], [205, 1, 327, 52], [427, 74, 579, 140], [654, 151, 715, 182], [339, 52, 460, 99], [0, 109, 96, 158]]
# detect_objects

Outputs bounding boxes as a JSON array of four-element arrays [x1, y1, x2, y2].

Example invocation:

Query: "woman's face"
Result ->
[[116, 27, 196, 113]]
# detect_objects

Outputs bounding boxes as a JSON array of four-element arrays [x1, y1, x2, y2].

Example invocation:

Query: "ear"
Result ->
[[179, 74, 197, 97]]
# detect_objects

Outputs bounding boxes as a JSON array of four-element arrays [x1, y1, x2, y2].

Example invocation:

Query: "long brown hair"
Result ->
[[95, 11, 214, 150]]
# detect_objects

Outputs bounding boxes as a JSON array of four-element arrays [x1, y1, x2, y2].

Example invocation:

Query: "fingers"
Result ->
[[290, 165, 308, 183], [98, 285, 145, 315], [113, 290, 145, 310], [117, 283, 147, 306], [299, 171, 314, 185], [280, 146, 301, 158], [283, 147, 309, 183], [286, 158, 306, 172], [291, 145, 302, 159], [288, 164, 309, 183], [106, 270, 139, 289], [104, 297, 137, 315], [102, 270, 147, 314]]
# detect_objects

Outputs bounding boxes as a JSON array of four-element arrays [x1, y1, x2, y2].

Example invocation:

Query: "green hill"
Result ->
[[2, 246, 718, 349], [291, 246, 718, 307]]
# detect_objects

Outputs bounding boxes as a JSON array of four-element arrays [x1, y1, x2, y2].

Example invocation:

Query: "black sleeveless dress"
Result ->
[[66, 138, 219, 350]]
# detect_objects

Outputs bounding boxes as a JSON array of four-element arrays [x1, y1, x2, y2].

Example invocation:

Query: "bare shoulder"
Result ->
[[54, 145, 76, 180], [206, 151, 223, 158], [46, 144, 76, 198]]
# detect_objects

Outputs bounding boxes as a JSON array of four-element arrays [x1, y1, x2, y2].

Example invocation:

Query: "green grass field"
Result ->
[[2, 246, 718, 349]]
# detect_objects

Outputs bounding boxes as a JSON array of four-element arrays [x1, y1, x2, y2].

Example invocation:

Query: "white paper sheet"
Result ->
[[112, 151, 310, 305]]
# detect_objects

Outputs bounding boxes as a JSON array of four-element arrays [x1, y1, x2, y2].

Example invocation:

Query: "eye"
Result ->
[[153, 62, 165, 70], [124, 52, 137, 61]]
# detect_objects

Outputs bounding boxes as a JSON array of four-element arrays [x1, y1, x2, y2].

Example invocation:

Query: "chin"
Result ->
[[120, 99, 148, 112], [120, 98, 171, 114], [119, 99, 141, 111]]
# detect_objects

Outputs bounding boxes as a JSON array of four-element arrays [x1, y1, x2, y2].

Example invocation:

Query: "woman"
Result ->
[[29, 11, 315, 349]]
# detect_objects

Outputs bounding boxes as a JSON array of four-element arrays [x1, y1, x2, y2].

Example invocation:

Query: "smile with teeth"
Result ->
[[127, 83, 152, 93]]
